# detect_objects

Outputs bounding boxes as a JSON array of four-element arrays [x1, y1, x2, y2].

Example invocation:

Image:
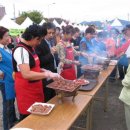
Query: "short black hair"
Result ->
[[42, 22, 56, 30], [74, 27, 80, 33], [0, 26, 9, 39], [62, 25, 74, 35], [22, 24, 47, 41], [56, 27, 61, 31], [85, 27, 95, 34]]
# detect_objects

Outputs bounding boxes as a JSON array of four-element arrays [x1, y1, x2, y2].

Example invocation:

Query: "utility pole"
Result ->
[[13, 4, 16, 21], [128, 13, 129, 21], [48, 3, 55, 19]]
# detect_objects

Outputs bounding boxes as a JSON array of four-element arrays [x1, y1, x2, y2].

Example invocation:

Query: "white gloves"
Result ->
[[50, 72, 60, 78], [48, 71, 63, 80], [73, 60, 81, 65]]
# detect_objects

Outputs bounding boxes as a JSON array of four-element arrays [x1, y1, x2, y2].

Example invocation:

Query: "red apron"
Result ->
[[15, 46, 44, 115], [60, 45, 76, 80]]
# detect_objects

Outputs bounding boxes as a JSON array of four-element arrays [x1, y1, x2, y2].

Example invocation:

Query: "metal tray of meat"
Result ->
[[79, 79, 98, 91], [47, 79, 89, 92]]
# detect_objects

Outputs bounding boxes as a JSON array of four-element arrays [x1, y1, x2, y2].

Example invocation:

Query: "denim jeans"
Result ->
[[0, 83, 17, 130]]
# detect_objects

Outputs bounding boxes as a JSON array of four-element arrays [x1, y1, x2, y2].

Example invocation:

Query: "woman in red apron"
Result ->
[[60, 43, 77, 80], [12, 24, 61, 120], [56, 25, 83, 80]]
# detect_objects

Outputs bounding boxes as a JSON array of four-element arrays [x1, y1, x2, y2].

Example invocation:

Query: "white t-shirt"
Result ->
[[13, 47, 29, 71], [125, 45, 130, 58]]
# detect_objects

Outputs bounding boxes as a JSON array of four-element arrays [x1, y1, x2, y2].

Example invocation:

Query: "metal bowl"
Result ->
[[97, 59, 110, 69]]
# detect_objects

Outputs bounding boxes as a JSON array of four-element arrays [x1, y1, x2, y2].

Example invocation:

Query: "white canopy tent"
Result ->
[[111, 18, 123, 31], [68, 22, 73, 26], [73, 23, 79, 28], [111, 18, 122, 27], [60, 21, 66, 27], [53, 19, 60, 28], [39, 19, 46, 25], [0, 15, 21, 29], [21, 17, 33, 29], [78, 24, 88, 32]]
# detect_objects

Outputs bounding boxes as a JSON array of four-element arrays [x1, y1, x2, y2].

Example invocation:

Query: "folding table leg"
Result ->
[[104, 78, 109, 112], [86, 99, 93, 130]]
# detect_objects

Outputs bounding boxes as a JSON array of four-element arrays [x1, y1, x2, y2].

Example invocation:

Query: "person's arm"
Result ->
[[56, 43, 73, 64], [73, 47, 80, 56], [115, 41, 129, 56], [13, 47, 61, 81], [18, 64, 50, 80], [122, 65, 130, 89]]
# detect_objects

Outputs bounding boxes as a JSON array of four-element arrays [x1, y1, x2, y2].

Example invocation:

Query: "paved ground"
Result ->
[[71, 79, 127, 130], [0, 79, 127, 130], [0, 91, 3, 130]]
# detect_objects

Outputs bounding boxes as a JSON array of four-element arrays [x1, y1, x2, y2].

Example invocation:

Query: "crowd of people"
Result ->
[[0, 22, 130, 130]]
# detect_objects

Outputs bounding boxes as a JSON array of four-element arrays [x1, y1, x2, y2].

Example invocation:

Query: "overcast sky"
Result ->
[[0, 0, 130, 23]]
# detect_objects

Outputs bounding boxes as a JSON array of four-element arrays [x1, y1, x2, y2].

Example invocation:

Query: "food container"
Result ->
[[47, 79, 89, 103], [96, 57, 110, 69], [79, 79, 98, 91], [81, 64, 102, 80], [109, 60, 118, 66], [27, 102, 55, 115]]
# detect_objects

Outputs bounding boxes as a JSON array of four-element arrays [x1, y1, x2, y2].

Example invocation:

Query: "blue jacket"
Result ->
[[80, 37, 95, 54], [118, 39, 128, 67], [118, 54, 128, 66], [0, 48, 15, 99], [91, 38, 107, 55]]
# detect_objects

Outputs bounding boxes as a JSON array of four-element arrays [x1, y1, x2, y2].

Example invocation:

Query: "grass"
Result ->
[[9, 29, 24, 36]]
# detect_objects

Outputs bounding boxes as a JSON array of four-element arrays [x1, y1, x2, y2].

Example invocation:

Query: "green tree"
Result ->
[[16, 10, 44, 24], [28, 10, 43, 24]]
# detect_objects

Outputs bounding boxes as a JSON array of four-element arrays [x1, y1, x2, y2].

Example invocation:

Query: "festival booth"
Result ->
[[12, 61, 117, 130], [53, 19, 60, 28], [0, 15, 21, 29], [20, 17, 33, 29], [111, 18, 123, 32], [39, 19, 46, 25]]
